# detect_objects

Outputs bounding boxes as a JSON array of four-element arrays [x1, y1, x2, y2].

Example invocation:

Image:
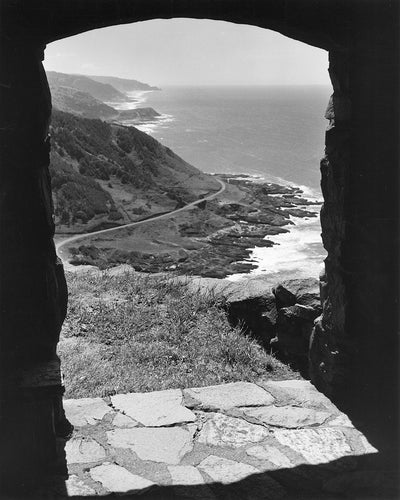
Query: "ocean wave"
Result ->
[[230, 171, 322, 202], [133, 114, 175, 134], [227, 213, 326, 281], [106, 90, 155, 110]]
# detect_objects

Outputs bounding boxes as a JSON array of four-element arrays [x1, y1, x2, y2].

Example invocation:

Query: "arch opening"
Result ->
[[45, 19, 331, 393], [0, 2, 398, 495]]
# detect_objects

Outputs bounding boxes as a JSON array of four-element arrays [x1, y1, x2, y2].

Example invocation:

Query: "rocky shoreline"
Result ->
[[68, 176, 321, 278]]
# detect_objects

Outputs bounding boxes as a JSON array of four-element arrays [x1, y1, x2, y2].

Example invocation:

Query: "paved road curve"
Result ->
[[56, 178, 226, 262]]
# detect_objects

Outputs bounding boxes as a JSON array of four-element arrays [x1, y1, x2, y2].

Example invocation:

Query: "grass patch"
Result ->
[[59, 270, 299, 398]]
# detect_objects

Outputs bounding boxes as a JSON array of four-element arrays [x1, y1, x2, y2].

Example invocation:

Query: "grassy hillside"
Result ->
[[60, 270, 297, 398], [50, 110, 220, 232]]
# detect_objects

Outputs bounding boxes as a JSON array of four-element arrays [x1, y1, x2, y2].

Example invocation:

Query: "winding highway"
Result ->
[[56, 178, 226, 262]]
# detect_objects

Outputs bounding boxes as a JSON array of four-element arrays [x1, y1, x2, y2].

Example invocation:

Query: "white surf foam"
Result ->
[[107, 90, 155, 111], [227, 209, 326, 281], [132, 114, 175, 134]]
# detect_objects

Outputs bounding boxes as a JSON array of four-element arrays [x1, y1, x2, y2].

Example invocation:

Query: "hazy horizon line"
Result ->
[[46, 69, 330, 88]]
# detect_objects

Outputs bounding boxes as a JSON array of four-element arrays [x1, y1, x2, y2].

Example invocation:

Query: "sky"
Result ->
[[44, 18, 330, 87]]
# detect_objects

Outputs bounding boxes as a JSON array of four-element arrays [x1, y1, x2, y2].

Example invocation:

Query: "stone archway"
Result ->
[[0, 0, 398, 487]]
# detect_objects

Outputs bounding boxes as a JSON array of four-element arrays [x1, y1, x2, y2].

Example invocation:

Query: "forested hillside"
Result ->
[[50, 110, 220, 233]]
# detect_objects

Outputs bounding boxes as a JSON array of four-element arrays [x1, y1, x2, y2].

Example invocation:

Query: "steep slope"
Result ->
[[50, 110, 220, 233], [50, 84, 160, 123], [47, 71, 126, 102], [89, 74, 160, 92], [50, 85, 117, 120]]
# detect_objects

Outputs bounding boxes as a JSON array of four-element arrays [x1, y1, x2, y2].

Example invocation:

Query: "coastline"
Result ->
[[227, 211, 325, 282], [106, 90, 175, 134], [63, 87, 327, 279], [65, 174, 325, 279]]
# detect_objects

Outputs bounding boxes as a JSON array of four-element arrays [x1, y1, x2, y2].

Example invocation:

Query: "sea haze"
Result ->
[[118, 85, 331, 196], [113, 84, 331, 279]]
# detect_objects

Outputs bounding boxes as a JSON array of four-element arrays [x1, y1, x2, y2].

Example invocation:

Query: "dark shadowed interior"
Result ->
[[0, 0, 398, 496]]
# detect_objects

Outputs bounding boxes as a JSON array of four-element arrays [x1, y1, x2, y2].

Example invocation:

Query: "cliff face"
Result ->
[[50, 110, 220, 232], [50, 85, 117, 120], [47, 71, 126, 102], [49, 72, 161, 123], [88, 74, 160, 92]]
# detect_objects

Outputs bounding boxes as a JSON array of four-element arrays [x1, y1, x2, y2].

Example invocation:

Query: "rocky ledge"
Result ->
[[183, 274, 321, 375], [69, 176, 322, 278]]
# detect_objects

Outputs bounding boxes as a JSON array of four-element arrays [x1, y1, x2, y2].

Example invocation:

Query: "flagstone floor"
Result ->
[[36, 380, 396, 499]]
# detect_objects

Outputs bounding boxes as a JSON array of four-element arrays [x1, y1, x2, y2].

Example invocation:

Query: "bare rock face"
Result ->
[[224, 276, 278, 345], [275, 304, 321, 358], [187, 275, 321, 370], [271, 279, 322, 372], [227, 292, 278, 345], [273, 278, 321, 310]]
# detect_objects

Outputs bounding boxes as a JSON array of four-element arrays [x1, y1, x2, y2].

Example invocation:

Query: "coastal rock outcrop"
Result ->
[[224, 276, 278, 345], [187, 275, 321, 373], [273, 278, 321, 310], [117, 107, 160, 122], [271, 278, 321, 371]]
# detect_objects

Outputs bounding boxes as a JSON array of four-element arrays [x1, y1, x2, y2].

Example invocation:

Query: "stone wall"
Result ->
[[310, 50, 351, 402], [0, 0, 399, 485], [0, 37, 68, 489], [311, 4, 399, 428]]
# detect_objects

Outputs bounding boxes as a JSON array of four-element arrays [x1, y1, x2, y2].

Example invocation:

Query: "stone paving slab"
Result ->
[[64, 475, 96, 497], [258, 380, 337, 412], [107, 426, 196, 464], [40, 380, 394, 499], [237, 405, 331, 428], [273, 428, 355, 466], [112, 412, 139, 428], [246, 445, 293, 468], [64, 397, 112, 426], [65, 437, 106, 464], [198, 413, 270, 448], [90, 462, 155, 494], [184, 381, 275, 410], [111, 389, 196, 427]]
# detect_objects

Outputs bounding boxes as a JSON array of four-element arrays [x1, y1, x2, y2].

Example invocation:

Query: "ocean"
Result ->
[[111, 85, 331, 280]]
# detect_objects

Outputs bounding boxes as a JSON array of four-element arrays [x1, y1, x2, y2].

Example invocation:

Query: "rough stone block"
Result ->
[[273, 278, 320, 309]]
